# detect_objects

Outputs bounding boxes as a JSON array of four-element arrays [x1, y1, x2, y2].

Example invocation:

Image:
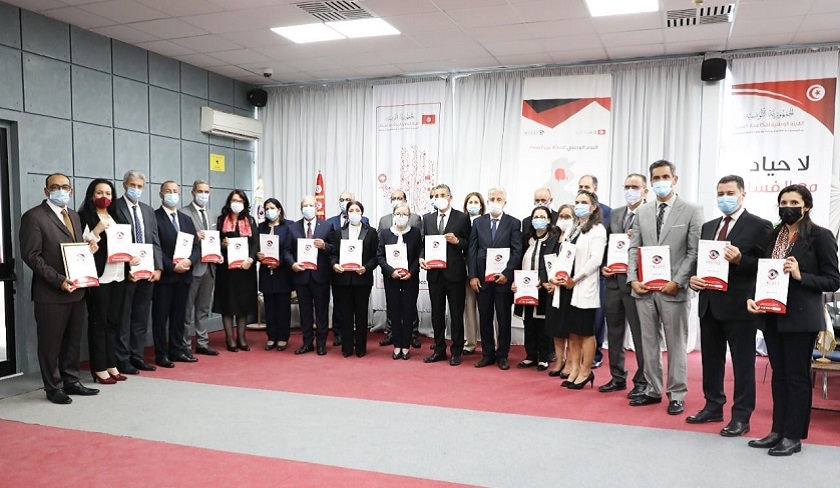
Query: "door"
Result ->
[[0, 126, 16, 377]]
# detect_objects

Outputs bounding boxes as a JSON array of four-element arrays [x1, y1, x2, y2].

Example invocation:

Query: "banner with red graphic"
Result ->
[[314, 171, 325, 219], [514, 75, 612, 220], [721, 52, 837, 226]]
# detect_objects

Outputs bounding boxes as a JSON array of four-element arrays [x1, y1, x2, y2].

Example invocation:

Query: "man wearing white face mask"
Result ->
[[600, 173, 649, 399], [377, 190, 422, 232], [627, 160, 704, 416], [686, 175, 772, 437]]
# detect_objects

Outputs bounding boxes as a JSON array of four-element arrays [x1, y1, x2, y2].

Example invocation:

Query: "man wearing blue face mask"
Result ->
[[627, 160, 704, 416], [685, 175, 772, 437]]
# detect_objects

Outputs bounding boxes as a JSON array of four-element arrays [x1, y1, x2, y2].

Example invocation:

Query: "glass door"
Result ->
[[0, 126, 16, 377]]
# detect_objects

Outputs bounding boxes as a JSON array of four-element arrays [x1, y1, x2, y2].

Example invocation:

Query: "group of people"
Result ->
[[21, 161, 839, 457]]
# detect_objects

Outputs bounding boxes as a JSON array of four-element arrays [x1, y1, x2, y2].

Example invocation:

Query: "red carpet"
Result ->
[[134, 330, 840, 447]]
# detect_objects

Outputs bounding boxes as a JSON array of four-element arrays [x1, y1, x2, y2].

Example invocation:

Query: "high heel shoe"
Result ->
[[559, 371, 571, 379], [548, 369, 563, 377], [392, 351, 403, 360], [561, 379, 573, 387], [109, 372, 127, 381], [567, 372, 595, 390], [91, 372, 117, 385], [238, 343, 251, 351], [226, 344, 239, 352]]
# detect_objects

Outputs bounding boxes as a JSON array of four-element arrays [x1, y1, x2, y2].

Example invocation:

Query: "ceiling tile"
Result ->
[[464, 24, 538, 42], [663, 23, 732, 43], [352, 64, 407, 78], [811, 0, 840, 13], [234, 5, 314, 29], [798, 12, 840, 31], [1, 0, 65, 11], [406, 29, 476, 48], [239, 61, 300, 75], [444, 5, 523, 28], [725, 34, 795, 51], [219, 29, 290, 49], [791, 28, 840, 45], [303, 68, 364, 81], [435, 0, 510, 10], [387, 12, 459, 33], [136, 0, 226, 17], [733, 0, 812, 20], [539, 35, 604, 52], [481, 39, 546, 57], [135, 39, 194, 57], [207, 0, 287, 10], [181, 11, 259, 33], [606, 43, 666, 59], [79, 0, 167, 24], [590, 11, 662, 33], [130, 18, 207, 39], [91, 24, 159, 43], [40, 6, 117, 29], [526, 19, 597, 38], [550, 48, 608, 64], [512, 0, 591, 22], [664, 40, 726, 55], [362, 0, 440, 16], [208, 64, 264, 79], [600, 29, 664, 47], [171, 35, 243, 53], [732, 17, 803, 38], [494, 53, 553, 66], [207, 49, 271, 65], [174, 52, 227, 68]]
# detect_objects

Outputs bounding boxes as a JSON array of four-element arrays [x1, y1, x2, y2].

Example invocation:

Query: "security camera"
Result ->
[[262, 68, 273, 78]]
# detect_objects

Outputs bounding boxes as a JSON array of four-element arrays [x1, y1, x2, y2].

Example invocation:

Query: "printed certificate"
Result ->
[[201, 230, 223, 263], [297, 238, 318, 270], [129, 243, 154, 280], [172, 232, 194, 264], [385, 243, 409, 275], [606, 234, 629, 273], [260, 234, 280, 267], [754, 258, 789, 313], [637, 245, 671, 291], [339, 240, 363, 271], [61, 243, 99, 288], [514, 270, 539, 305], [553, 241, 576, 280], [104, 224, 132, 263], [424, 235, 447, 269], [227, 237, 249, 269], [484, 248, 510, 282], [697, 240, 729, 291]]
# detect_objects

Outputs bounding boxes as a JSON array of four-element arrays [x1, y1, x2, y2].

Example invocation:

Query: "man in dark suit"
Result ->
[[20, 173, 99, 404], [521, 187, 558, 234], [151, 181, 201, 368], [468, 187, 523, 370], [291, 195, 335, 355], [112, 170, 163, 374], [420, 184, 471, 366], [686, 175, 772, 437], [600, 173, 649, 399], [579, 174, 611, 369]]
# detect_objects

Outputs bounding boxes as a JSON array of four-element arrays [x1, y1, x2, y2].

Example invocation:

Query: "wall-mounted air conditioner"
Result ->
[[200, 107, 263, 141]]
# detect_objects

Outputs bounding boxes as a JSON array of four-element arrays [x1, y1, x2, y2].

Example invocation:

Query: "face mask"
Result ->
[[348, 214, 362, 225], [430, 198, 437, 210], [557, 219, 573, 233], [488, 203, 503, 217], [302, 206, 316, 220], [230, 202, 244, 214], [574, 203, 591, 219], [716, 195, 739, 215], [194, 193, 209, 206], [779, 206, 803, 225], [393, 215, 409, 227], [652, 181, 672, 198], [339, 201, 348, 214], [93, 197, 111, 209], [624, 188, 642, 205], [531, 217, 548, 230], [390, 199, 404, 209], [466, 203, 481, 216], [126, 187, 142, 202], [434, 197, 449, 211], [265, 209, 279, 222], [163, 193, 179, 208], [49, 189, 71, 207]]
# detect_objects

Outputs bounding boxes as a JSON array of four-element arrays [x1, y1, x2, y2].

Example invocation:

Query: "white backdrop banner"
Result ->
[[721, 52, 837, 226], [514, 75, 612, 218]]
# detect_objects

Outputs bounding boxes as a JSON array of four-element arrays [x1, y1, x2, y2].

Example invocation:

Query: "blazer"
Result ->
[[515, 230, 556, 318], [112, 196, 163, 271], [181, 202, 218, 278], [758, 224, 840, 333], [329, 223, 379, 287], [468, 212, 523, 292], [155, 208, 200, 285], [377, 213, 422, 232], [568, 223, 607, 309], [289, 217, 335, 284], [327, 213, 369, 231], [421, 209, 471, 283], [627, 196, 704, 302], [257, 220, 295, 294], [377, 227, 422, 283], [697, 210, 773, 322], [19, 201, 86, 304]]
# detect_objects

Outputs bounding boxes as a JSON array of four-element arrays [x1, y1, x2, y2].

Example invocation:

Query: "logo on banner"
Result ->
[[522, 98, 611, 129], [422, 114, 436, 124]]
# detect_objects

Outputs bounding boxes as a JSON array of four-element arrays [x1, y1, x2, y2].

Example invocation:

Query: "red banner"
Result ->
[[315, 171, 325, 218]]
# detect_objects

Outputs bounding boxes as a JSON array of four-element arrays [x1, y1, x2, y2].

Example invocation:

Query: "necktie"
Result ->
[[623, 212, 635, 232], [656, 203, 666, 240], [171, 212, 180, 232], [306, 221, 313, 239], [61, 208, 76, 241], [199, 208, 208, 230], [491, 218, 498, 241], [132, 205, 143, 243], [717, 216, 732, 240], [438, 213, 445, 234], [342, 216, 347, 227]]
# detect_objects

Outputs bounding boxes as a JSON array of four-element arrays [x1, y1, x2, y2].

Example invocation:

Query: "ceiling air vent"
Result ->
[[295, 1, 373, 22], [667, 4, 734, 28]]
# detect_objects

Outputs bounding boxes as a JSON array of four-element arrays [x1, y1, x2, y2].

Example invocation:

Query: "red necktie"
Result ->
[[306, 222, 313, 239], [717, 216, 731, 240]]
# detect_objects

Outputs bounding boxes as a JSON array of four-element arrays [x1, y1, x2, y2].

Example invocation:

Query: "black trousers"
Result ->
[[384, 279, 418, 349], [522, 306, 552, 362], [764, 316, 818, 440], [428, 279, 466, 356], [296, 281, 330, 347], [152, 280, 190, 360], [699, 313, 757, 421], [117, 279, 153, 362], [335, 285, 371, 356], [35, 299, 85, 391], [594, 276, 607, 362], [86, 280, 126, 372], [605, 286, 647, 386], [264, 292, 291, 343], [477, 284, 513, 359]]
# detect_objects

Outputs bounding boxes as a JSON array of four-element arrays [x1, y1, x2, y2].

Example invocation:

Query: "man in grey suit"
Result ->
[[182, 180, 219, 356], [627, 160, 703, 415], [112, 170, 163, 374]]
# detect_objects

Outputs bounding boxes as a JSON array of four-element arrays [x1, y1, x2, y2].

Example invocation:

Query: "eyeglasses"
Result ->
[[48, 185, 71, 192]]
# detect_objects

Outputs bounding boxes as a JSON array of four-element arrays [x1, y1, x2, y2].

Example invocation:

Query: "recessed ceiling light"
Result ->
[[585, 0, 659, 17], [326, 18, 400, 38], [271, 23, 345, 44]]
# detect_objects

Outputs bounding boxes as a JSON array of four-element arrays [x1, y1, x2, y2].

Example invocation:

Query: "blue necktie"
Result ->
[[132, 205, 144, 243], [171, 212, 180, 232], [491, 218, 498, 241]]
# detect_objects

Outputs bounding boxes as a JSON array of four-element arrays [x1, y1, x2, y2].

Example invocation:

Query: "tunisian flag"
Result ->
[[315, 171, 325, 218]]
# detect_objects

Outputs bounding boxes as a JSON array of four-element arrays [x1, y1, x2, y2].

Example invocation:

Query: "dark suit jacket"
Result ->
[[290, 217, 335, 284], [421, 209, 470, 283], [697, 210, 773, 322], [330, 223, 379, 287], [155, 207, 200, 284], [327, 213, 369, 231], [258, 221, 295, 294], [377, 227, 422, 282], [20, 201, 86, 304], [758, 224, 840, 333], [112, 196, 163, 271], [468, 213, 523, 292]]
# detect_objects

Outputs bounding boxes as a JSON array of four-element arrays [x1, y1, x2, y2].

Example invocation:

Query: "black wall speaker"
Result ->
[[701, 58, 727, 82], [247, 89, 268, 107]]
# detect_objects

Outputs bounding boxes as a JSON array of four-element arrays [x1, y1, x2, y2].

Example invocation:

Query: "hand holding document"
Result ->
[[754, 258, 789, 313], [172, 232, 194, 264], [424, 235, 447, 269], [227, 237, 249, 269], [696, 240, 729, 291], [260, 234, 280, 267], [297, 238, 318, 270], [484, 248, 510, 282], [637, 246, 671, 291], [104, 224, 132, 263], [201, 230, 223, 263], [129, 243, 154, 280]]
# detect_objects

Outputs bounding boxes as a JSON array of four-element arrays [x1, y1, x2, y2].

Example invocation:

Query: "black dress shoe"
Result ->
[[497, 358, 510, 370], [629, 395, 662, 406], [342, 351, 352, 358], [46, 389, 72, 404], [379, 335, 393, 346], [317, 346, 327, 356], [449, 355, 462, 366], [411, 335, 422, 348], [536, 362, 549, 372], [130, 357, 157, 371], [295, 344, 314, 355], [627, 385, 647, 399], [768, 438, 801, 456], [748, 432, 782, 449], [424, 352, 447, 363], [667, 400, 684, 415], [517, 360, 536, 369], [548, 369, 564, 377], [118, 361, 139, 375], [333, 336, 342, 347], [172, 354, 198, 363], [155, 358, 175, 368], [598, 379, 627, 393], [685, 410, 724, 424], [195, 346, 219, 356], [720, 421, 750, 437], [474, 356, 495, 368], [63, 382, 99, 396]]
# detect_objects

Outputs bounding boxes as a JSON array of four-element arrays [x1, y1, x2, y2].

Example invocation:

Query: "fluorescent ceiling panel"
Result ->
[[271, 23, 345, 43], [326, 18, 400, 38], [585, 0, 659, 17]]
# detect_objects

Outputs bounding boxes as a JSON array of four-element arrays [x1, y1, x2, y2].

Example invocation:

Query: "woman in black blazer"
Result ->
[[377, 203, 422, 360], [747, 185, 840, 456], [539, 204, 575, 378], [256, 198, 294, 351], [330, 201, 379, 358]]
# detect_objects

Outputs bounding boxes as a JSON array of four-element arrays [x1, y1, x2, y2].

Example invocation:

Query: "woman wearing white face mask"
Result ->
[[541, 204, 575, 377], [256, 198, 294, 351], [462, 192, 485, 355], [330, 201, 379, 358], [214, 190, 259, 352]]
